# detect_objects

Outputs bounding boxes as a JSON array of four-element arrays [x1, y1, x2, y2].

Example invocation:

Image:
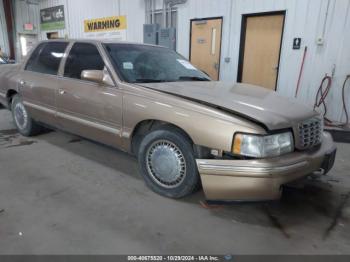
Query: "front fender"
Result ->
[[122, 89, 265, 153]]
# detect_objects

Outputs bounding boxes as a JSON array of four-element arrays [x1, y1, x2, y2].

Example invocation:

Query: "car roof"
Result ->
[[39, 38, 165, 49]]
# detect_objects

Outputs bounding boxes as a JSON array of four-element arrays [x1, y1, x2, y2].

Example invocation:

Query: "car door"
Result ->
[[56, 42, 123, 148], [19, 41, 68, 126]]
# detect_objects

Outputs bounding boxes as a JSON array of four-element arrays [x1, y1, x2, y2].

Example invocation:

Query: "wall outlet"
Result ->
[[316, 37, 324, 45]]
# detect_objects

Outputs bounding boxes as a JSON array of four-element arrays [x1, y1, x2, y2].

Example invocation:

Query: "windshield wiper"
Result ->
[[177, 76, 210, 81]]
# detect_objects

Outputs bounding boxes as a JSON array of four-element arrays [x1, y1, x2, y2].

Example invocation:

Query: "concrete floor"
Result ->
[[0, 108, 350, 255]]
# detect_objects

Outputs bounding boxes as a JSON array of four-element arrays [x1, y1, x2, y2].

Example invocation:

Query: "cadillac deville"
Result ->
[[0, 40, 337, 201]]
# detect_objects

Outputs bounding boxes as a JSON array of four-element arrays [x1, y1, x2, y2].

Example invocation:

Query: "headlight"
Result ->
[[233, 132, 294, 158]]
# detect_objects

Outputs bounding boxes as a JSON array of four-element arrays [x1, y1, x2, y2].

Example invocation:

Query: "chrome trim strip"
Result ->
[[197, 161, 308, 176], [57, 112, 121, 135], [23, 101, 56, 115], [24, 101, 121, 135]]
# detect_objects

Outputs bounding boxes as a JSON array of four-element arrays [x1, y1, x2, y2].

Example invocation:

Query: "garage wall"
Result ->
[[34, 0, 350, 123], [0, 0, 9, 55], [39, 0, 145, 42], [14, 0, 40, 35], [39, 0, 67, 39], [160, 0, 350, 123]]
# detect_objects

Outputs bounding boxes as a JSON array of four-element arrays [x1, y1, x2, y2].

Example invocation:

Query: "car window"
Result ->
[[25, 42, 68, 75], [104, 43, 210, 83], [64, 43, 105, 80]]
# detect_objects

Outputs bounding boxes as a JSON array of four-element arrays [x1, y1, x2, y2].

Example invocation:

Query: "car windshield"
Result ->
[[103, 43, 211, 83]]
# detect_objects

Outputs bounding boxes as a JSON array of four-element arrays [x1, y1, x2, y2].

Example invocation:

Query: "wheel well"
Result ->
[[131, 120, 194, 155], [6, 89, 18, 108]]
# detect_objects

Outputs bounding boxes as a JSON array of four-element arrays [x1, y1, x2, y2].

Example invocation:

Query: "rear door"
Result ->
[[20, 41, 68, 126], [56, 42, 123, 148]]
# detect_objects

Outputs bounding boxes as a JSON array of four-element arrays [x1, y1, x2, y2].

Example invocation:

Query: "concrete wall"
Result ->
[[0, 0, 9, 55]]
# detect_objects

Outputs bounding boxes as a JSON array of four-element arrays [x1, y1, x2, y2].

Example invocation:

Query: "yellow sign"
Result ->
[[84, 16, 127, 33]]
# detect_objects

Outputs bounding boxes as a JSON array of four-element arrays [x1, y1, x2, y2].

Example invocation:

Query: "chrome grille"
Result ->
[[298, 118, 323, 149]]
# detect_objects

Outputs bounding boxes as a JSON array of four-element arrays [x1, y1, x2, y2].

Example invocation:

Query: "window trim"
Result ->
[[24, 42, 45, 71], [24, 41, 69, 76], [102, 42, 204, 84], [59, 41, 115, 87]]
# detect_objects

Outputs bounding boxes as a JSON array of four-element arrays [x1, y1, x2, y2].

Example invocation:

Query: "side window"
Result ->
[[64, 43, 105, 80], [25, 43, 45, 71], [25, 42, 68, 75]]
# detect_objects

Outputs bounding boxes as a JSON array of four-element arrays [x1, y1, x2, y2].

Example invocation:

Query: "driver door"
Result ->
[[56, 42, 123, 148]]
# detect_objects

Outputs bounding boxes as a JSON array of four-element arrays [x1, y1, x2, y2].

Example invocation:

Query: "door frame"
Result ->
[[189, 16, 223, 80], [237, 10, 286, 91]]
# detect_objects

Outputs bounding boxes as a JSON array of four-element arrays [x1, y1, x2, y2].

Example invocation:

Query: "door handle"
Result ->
[[59, 89, 66, 95]]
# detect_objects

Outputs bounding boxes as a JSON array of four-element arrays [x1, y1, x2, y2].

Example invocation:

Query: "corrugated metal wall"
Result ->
[[39, 0, 145, 42], [156, 0, 350, 123], [0, 0, 9, 55], [14, 0, 40, 35], [39, 0, 67, 39], [29, 0, 350, 122]]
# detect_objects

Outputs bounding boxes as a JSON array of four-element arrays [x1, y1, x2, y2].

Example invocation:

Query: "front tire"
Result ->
[[11, 95, 42, 136], [138, 128, 200, 198]]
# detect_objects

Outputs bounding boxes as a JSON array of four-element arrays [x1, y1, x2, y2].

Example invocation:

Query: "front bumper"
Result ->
[[197, 132, 336, 201]]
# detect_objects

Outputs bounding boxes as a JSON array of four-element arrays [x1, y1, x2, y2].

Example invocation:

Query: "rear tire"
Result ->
[[138, 128, 200, 198], [11, 95, 43, 136]]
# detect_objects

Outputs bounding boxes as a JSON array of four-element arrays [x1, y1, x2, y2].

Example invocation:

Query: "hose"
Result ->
[[314, 75, 350, 128], [314, 75, 332, 118], [341, 75, 350, 126]]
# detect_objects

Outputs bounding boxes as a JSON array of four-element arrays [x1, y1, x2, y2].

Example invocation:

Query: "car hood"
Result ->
[[141, 81, 318, 130]]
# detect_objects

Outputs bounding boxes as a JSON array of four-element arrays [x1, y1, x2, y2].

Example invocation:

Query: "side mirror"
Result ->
[[81, 69, 114, 86]]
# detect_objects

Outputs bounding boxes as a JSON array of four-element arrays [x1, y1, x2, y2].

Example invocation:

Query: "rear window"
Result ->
[[25, 42, 68, 75]]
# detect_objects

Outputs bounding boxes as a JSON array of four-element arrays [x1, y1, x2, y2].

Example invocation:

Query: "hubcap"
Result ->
[[146, 140, 186, 188], [14, 103, 28, 130]]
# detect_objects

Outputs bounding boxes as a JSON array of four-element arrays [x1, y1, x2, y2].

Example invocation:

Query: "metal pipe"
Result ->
[[322, 0, 331, 39], [162, 0, 167, 27], [295, 46, 308, 98], [145, 0, 150, 24], [168, 3, 172, 27], [151, 0, 156, 24], [150, 0, 153, 24]]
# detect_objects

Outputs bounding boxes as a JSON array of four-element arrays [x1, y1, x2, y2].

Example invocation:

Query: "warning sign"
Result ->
[[84, 16, 127, 33]]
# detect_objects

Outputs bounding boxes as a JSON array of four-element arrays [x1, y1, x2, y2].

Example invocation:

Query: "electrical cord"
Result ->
[[341, 75, 350, 126], [314, 75, 332, 119], [314, 75, 350, 128]]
